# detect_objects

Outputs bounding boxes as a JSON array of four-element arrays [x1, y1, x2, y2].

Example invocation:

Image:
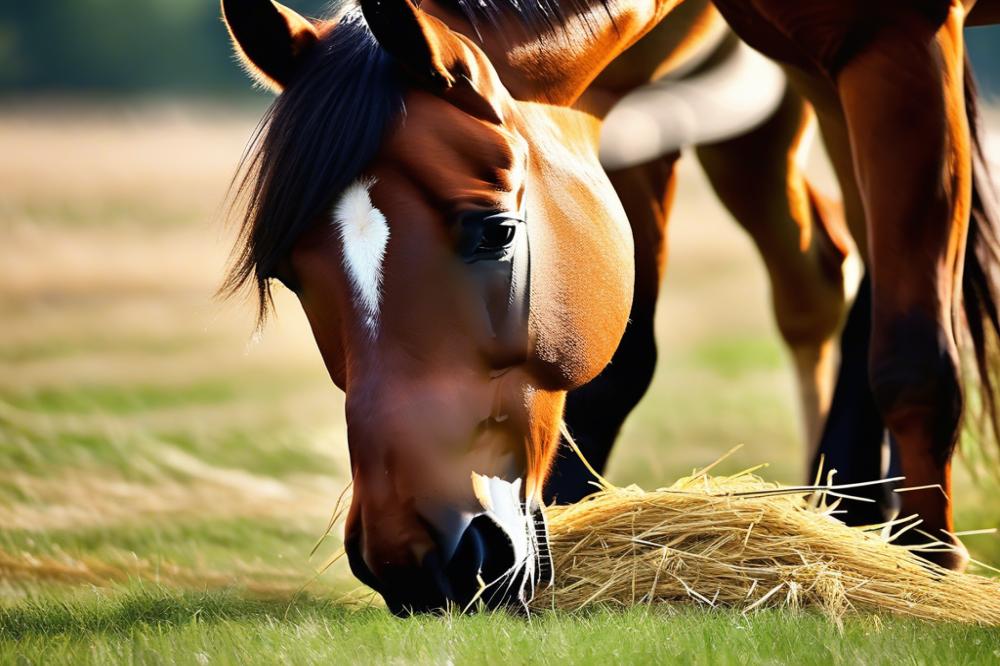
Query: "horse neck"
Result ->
[[425, 0, 686, 105]]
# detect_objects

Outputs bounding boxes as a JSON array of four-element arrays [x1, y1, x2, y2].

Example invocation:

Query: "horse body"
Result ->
[[703, 0, 1000, 570]]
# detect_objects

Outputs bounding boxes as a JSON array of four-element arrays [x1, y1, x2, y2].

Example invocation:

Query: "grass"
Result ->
[[3, 589, 1000, 665], [1, 104, 999, 664]]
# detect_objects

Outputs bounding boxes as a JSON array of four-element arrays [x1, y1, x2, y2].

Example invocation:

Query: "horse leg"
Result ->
[[782, 68, 900, 523], [544, 153, 678, 504], [695, 84, 849, 462], [836, 8, 971, 569]]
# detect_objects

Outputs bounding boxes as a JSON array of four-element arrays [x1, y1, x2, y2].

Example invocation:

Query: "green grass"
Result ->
[[0, 333, 207, 363], [689, 335, 786, 377], [1, 374, 314, 416], [0, 408, 338, 486], [0, 518, 321, 573], [3, 590, 999, 665]]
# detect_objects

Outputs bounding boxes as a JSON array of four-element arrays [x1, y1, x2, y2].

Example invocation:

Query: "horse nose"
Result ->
[[444, 514, 518, 607], [344, 499, 550, 614], [442, 497, 554, 610]]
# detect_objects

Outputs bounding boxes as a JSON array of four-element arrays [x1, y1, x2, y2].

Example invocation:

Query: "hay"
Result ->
[[532, 468, 1000, 625]]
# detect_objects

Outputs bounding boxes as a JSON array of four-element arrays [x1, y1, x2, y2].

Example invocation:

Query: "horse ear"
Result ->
[[221, 0, 319, 91], [360, 0, 460, 88]]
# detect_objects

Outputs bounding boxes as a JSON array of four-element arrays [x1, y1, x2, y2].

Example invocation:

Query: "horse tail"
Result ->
[[961, 49, 1000, 458], [599, 35, 786, 171]]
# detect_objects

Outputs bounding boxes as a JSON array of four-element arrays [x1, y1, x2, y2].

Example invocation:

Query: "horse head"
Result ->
[[222, 0, 634, 612]]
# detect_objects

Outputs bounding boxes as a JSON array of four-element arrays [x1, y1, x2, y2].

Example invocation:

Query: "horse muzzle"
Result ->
[[346, 476, 552, 615]]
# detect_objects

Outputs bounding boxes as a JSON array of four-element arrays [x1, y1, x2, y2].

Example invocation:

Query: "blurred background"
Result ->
[[1, 2, 998, 602]]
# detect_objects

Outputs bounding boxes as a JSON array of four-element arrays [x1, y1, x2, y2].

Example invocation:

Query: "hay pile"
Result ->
[[533, 467, 1000, 625]]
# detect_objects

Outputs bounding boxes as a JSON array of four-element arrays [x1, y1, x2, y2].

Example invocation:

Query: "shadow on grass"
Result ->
[[0, 588, 381, 641]]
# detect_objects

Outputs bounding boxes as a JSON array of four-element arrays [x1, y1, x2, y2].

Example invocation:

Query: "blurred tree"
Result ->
[[0, 1, 997, 96], [968, 26, 1000, 96], [0, 0, 330, 95]]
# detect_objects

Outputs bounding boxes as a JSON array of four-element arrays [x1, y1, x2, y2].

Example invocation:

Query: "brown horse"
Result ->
[[221, 0, 998, 615], [221, 0, 808, 612], [535, 0, 1000, 571], [222, 0, 847, 611], [692, 0, 1000, 571], [221, 0, 656, 612]]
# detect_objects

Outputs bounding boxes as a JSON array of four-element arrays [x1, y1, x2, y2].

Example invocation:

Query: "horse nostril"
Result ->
[[344, 496, 549, 613], [345, 524, 459, 615], [446, 514, 518, 608]]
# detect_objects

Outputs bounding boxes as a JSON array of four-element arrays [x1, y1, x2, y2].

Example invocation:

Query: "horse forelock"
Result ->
[[224, 8, 404, 324]]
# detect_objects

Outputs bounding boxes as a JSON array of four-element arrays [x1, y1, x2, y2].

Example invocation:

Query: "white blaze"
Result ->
[[332, 180, 390, 332]]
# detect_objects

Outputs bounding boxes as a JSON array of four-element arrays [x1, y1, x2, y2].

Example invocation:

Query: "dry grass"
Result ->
[[0, 547, 318, 600], [536, 461, 1000, 626]]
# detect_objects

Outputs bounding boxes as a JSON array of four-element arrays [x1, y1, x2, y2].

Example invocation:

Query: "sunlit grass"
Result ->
[[0, 518, 326, 579], [3, 590, 1000, 665]]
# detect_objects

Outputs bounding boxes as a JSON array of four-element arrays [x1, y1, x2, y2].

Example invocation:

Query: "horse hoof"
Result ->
[[896, 530, 970, 573]]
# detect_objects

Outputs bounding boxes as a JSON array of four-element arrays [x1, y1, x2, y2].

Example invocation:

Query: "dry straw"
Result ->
[[532, 444, 1000, 625]]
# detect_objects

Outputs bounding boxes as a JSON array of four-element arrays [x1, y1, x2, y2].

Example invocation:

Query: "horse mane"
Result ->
[[224, 1, 605, 322], [224, 9, 403, 322], [445, 0, 610, 39]]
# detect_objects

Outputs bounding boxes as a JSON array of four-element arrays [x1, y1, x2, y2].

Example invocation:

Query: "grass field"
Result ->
[[2, 102, 999, 664]]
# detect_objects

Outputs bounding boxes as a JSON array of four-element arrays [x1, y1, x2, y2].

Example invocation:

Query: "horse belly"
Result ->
[[713, 0, 954, 75]]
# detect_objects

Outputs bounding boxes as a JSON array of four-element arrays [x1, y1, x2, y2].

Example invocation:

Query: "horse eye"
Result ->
[[476, 222, 517, 254]]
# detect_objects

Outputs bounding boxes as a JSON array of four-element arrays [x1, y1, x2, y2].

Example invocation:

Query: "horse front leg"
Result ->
[[837, 5, 971, 570]]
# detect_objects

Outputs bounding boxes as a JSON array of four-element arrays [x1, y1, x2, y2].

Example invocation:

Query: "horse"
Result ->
[[685, 0, 1000, 571], [223, 0, 856, 611], [221, 0, 854, 611], [532, 0, 1000, 571], [221, 0, 663, 612], [220, 0, 998, 617]]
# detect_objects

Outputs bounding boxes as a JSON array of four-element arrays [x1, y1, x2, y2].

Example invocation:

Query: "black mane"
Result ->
[[225, 9, 403, 320], [447, 0, 606, 40]]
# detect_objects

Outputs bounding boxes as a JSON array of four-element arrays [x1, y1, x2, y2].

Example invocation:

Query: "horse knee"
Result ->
[[773, 300, 842, 350], [868, 313, 962, 464]]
